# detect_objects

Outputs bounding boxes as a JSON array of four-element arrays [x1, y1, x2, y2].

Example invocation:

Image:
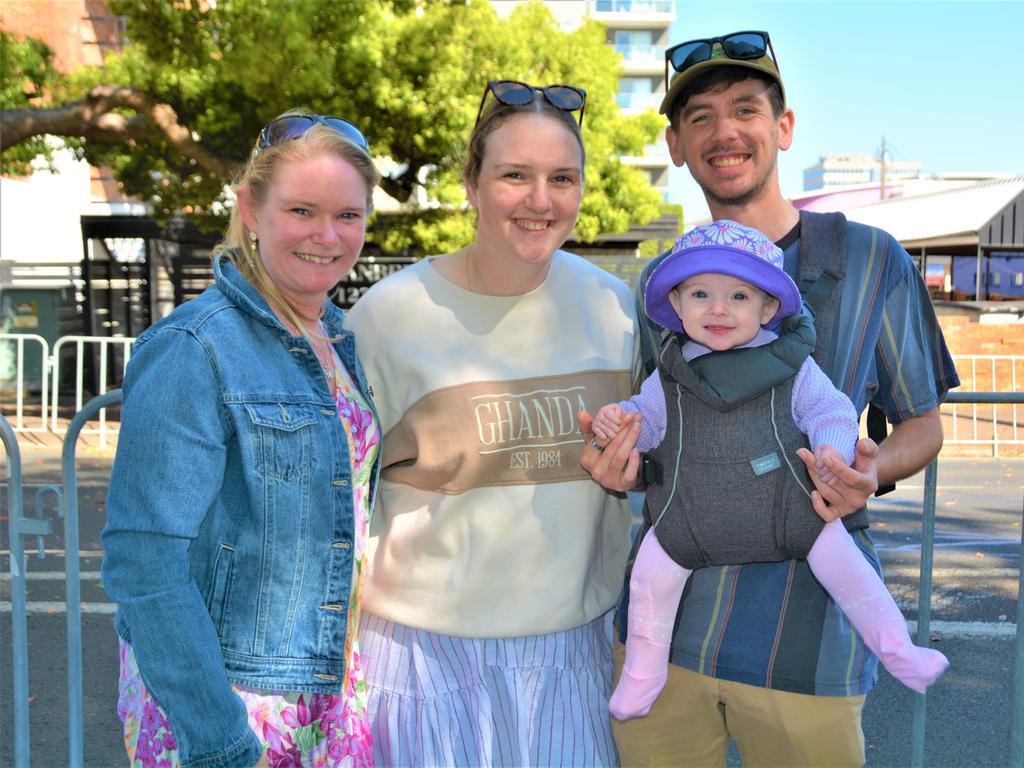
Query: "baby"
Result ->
[[595, 220, 949, 721]]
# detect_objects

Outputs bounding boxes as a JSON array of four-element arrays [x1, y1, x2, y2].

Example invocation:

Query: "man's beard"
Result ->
[[699, 154, 777, 209]]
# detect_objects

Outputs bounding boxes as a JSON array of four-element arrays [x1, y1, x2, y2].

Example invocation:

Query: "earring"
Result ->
[[247, 231, 258, 268]]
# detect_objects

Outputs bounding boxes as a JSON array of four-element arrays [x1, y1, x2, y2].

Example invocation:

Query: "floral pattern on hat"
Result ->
[[672, 220, 784, 270]]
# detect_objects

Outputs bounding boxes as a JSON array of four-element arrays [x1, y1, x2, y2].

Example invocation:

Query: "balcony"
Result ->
[[616, 91, 663, 112], [620, 142, 672, 168], [614, 43, 663, 75], [593, 0, 675, 28], [595, 0, 674, 12]]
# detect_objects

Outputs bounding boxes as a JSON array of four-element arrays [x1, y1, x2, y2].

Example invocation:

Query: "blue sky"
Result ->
[[665, 0, 1024, 223]]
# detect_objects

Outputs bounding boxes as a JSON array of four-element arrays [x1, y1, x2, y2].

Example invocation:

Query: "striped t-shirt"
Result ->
[[619, 214, 959, 696]]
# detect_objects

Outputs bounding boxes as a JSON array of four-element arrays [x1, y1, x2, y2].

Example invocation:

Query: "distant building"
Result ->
[[792, 176, 1024, 307], [803, 154, 922, 191], [490, 0, 675, 194]]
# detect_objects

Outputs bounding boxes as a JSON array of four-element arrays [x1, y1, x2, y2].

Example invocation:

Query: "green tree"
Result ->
[[1, 0, 664, 254], [0, 31, 77, 175]]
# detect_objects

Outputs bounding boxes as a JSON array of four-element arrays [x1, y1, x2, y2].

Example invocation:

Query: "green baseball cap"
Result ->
[[660, 31, 785, 116]]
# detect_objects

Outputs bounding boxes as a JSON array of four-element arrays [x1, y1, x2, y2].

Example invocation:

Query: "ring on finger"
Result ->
[[590, 436, 604, 451]]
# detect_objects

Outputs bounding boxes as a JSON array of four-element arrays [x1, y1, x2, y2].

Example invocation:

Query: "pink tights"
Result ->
[[609, 522, 949, 721]]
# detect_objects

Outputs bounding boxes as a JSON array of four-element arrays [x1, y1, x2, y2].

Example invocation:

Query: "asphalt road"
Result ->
[[2, 441, 1021, 767]]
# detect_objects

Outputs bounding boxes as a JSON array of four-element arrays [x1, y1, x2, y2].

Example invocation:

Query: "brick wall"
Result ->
[[938, 316, 1024, 356], [0, 1, 108, 71]]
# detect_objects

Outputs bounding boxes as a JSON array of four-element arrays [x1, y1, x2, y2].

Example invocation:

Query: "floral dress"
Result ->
[[117, 351, 379, 767]]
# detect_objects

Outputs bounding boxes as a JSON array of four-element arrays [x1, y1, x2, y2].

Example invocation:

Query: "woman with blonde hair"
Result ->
[[102, 111, 381, 767], [347, 81, 639, 766]]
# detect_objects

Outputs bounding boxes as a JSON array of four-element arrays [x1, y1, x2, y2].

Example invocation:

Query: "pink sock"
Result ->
[[609, 530, 690, 721], [808, 520, 949, 693]]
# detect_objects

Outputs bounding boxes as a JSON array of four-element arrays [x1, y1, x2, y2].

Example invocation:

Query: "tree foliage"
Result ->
[[0, 30, 80, 174], [1, 0, 665, 253]]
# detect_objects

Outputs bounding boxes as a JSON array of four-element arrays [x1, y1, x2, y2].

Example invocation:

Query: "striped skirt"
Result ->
[[360, 611, 619, 767]]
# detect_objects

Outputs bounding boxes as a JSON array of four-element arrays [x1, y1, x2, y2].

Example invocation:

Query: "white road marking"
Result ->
[[1, 601, 116, 614], [0, 571, 102, 581], [877, 537, 1021, 553], [908, 619, 1018, 639], [0, 549, 104, 557]]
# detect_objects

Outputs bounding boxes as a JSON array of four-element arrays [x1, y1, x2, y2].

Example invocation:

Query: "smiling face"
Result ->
[[465, 111, 583, 280], [666, 77, 793, 213], [238, 151, 369, 317], [668, 272, 779, 351]]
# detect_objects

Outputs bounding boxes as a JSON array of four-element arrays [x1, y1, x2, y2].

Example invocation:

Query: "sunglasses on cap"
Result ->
[[475, 80, 587, 127], [254, 114, 369, 155], [664, 30, 778, 90]]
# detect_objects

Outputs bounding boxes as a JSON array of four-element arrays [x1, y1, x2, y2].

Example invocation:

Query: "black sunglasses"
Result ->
[[664, 31, 778, 90], [254, 114, 369, 155], [475, 80, 587, 127]]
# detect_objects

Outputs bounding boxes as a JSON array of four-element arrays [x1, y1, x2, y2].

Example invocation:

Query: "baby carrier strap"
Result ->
[[665, 311, 817, 412]]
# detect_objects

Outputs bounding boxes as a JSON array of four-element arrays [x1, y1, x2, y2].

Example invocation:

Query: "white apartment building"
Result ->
[[803, 154, 922, 191], [490, 0, 676, 193]]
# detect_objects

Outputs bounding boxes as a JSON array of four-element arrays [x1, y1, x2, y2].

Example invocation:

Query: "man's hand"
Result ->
[[796, 438, 879, 522], [579, 409, 642, 492]]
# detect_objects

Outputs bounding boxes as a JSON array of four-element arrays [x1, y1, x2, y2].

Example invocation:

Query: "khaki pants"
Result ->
[[611, 642, 866, 767]]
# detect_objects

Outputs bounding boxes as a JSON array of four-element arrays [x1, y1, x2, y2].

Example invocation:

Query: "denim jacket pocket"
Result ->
[[205, 542, 235, 635], [244, 402, 319, 483]]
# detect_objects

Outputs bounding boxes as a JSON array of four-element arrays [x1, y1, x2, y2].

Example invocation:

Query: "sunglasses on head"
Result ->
[[664, 31, 778, 90], [254, 114, 369, 155], [475, 80, 587, 127]]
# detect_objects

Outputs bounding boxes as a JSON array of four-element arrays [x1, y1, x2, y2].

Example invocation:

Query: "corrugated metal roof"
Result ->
[[837, 176, 1024, 248]]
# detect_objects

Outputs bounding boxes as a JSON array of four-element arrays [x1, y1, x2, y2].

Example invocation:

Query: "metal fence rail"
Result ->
[[49, 336, 132, 444], [1, 407, 33, 767], [912, 391, 1024, 768], [3, 390, 1024, 765], [60, 390, 123, 766], [0, 333, 50, 433], [945, 356, 1024, 456]]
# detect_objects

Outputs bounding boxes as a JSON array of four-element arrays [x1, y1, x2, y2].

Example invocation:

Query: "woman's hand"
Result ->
[[255, 750, 270, 768], [796, 438, 879, 522], [578, 409, 642, 492]]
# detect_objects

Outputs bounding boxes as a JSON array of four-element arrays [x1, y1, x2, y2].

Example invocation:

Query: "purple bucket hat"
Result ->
[[645, 219, 801, 333]]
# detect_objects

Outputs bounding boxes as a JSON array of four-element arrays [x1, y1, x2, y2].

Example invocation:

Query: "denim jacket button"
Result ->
[[332, 478, 349, 486], [331, 541, 351, 550], [313, 672, 339, 682], [320, 602, 344, 612]]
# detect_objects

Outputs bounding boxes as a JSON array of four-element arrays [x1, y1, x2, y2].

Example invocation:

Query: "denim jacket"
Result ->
[[101, 254, 380, 768]]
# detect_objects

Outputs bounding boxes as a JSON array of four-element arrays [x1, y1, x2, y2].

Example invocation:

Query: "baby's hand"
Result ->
[[592, 404, 625, 442], [813, 444, 848, 485]]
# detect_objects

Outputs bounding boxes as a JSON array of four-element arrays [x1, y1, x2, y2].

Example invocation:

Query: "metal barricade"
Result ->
[[3, 390, 1023, 765], [2, 412, 35, 767], [945, 356, 1024, 456], [50, 336, 132, 444], [0, 333, 50, 433], [2, 390, 122, 768], [911, 391, 1024, 768]]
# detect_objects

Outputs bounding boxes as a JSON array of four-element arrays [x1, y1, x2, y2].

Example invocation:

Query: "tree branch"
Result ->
[[1, 85, 236, 177], [378, 163, 422, 204]]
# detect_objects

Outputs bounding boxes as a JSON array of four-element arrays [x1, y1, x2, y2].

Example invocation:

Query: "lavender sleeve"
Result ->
[[619, 370, 668, 452], [791, 358, 859, 464]]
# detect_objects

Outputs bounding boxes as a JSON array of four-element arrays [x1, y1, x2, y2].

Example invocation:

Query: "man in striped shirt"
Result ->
[[580, 29, 958, 766]]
